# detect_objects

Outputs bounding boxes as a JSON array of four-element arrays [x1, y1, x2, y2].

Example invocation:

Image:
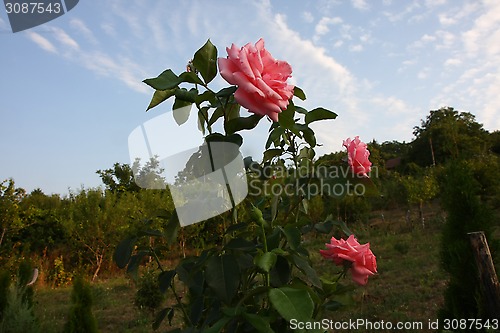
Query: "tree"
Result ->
[[401, 170, 439, 228], [97, 156, 166, 193], [0, 179, 25, 249], [439, 161, 497, 325], [96, 163, 140, 193], [409, 107, 488, 166]]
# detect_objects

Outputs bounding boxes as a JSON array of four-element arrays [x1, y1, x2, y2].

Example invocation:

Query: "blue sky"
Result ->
[[1, 0, 499, 195]]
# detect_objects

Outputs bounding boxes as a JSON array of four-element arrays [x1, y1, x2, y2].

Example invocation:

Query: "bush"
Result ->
[[134, 269, 164, 316], [63, 275, 98, 333], [0, 260, 39, 333], [438, 161, 497, 325]]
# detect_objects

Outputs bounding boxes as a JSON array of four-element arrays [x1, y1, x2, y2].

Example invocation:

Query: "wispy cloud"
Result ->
[[351, 0, 369, 11], [70, 19, 98, 45], [314, 16, 343, 39], [51, 27, 79, 50], [26, 32, 57, 53], [431, 1, 500, 130], [302, 12, 314, 23], [0, 17, 7, 31], [438, 2, 479, 26]]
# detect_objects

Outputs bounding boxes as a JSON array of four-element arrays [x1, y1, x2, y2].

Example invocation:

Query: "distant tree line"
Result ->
[[0, 106, 499, 285]]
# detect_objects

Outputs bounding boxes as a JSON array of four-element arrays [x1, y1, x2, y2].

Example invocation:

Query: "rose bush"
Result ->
[[343, 136, 372, 177], [116, 39, 377, 332], [320, 234, 377, 286], [218, 38, 294, 122]]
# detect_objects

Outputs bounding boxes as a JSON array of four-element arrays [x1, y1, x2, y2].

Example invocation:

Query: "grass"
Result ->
[[32, 204, 497, 332], [35, 277, 153, 333]]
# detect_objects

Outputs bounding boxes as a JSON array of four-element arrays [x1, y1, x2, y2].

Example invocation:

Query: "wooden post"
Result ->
[[468, 231, 500, 319]]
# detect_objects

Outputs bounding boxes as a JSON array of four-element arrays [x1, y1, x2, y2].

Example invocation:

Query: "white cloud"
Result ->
[[80, 51, 148, 93], [372, 96, 419, 115], [333, 40, 343, 48], [26, 32, 57, 53], [417, 68, 429, 79], [350, 44, 363, 52], [438, 2, 479, 26], [101, 23, 116, 37], [444, 58, 461, 67], [425, 0, 446, 8], [51, 27, 79, 50], [303, 11, 314, 23], [462, 1, 500, 57], [409, 33, 436, 49], [314, 16, 343, 37], [70, 19, 97, 44], [0, 17, 7, 30], [352, 0, 369, 11], [383, 2, 421, 22], [435, 30, 455, 49]]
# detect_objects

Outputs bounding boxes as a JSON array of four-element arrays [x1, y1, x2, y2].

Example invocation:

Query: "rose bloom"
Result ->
[[218, 38, 294, 122], [320, 234, 377, 285], [343, 136, 372, 177]]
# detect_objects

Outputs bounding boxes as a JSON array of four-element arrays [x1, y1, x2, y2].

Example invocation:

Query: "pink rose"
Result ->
[[218, 38, 294, 122], [320, 234, 377, 285], [343, 136, 372, 177]]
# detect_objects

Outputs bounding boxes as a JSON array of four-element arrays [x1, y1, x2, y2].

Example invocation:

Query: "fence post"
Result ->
[[468, 231, 500, 319]]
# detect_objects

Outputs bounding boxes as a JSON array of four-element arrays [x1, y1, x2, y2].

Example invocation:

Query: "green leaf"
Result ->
[[205, 254, 240, 304], [225, 114, 263, 135], [216, 86, 237, 97], [193, 39, 218, 84], [153, 307, 173, 331], [323, 300, 343, 311], [328, 218, 353, 236], [295, 106, 308, 114], [270, 255, 291, 287], [224, 238, 256, 251], [114, 236, 136, 269], [164, 213, 180, 245], [205, 132, 243, 147], [293, 86, 306, 101], [255, 251, 277, 273], [195, 90, 215, 106], [302, 126, 316, 148], [209, 107, 224, 126], [174, 87, 198, 103], [292, 254, 322, 288], [268, 287, 314, 322], [263, 148, 283, 162], [265, 126, 285, 149], [126, 250, 149, 279], [158, 270, 176, 293], [278, 102, 296, 130], [204, 316, 231, 333], [281, 226, 301, 251], [242, 313, 274, 333], [146, 89, 176, 111], [143, 69, 181, 90], [172, 101, 192, 125], [179, 71, 204, 85], [271, 194, 280, 222], [305, 107, 338, 125], [176, 262, 204, 296]]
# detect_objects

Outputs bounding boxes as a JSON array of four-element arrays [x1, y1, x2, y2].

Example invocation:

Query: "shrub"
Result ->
[[63, 275, 98, 333], [438, 161, 497, 324]]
